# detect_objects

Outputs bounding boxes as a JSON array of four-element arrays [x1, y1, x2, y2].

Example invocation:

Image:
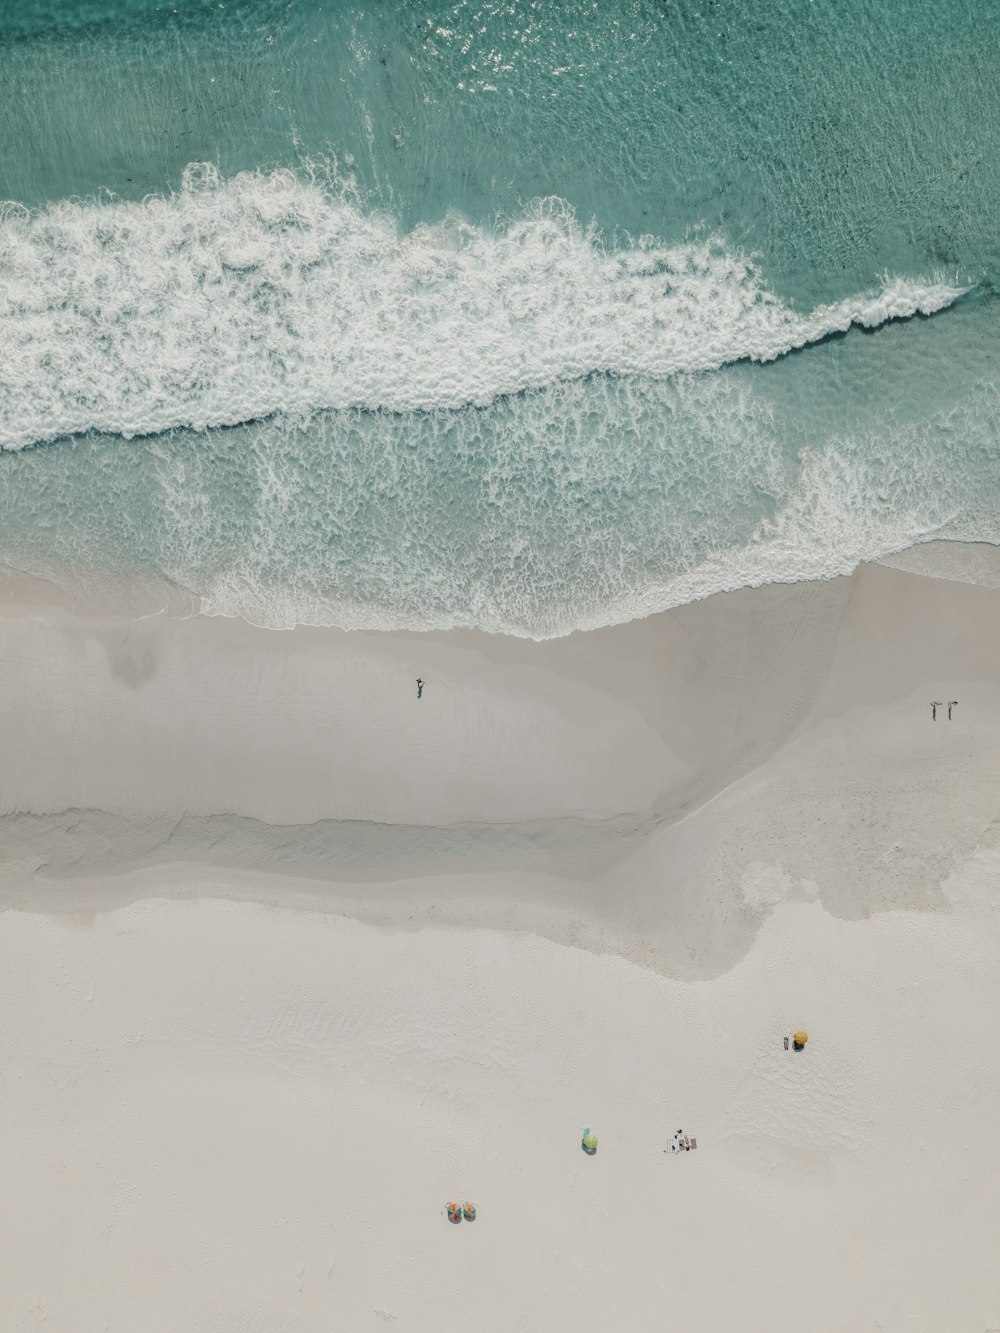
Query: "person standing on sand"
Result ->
[[948, 700, 958, 720], [416, 678, 424, 699], [931, 701, 942, 720]]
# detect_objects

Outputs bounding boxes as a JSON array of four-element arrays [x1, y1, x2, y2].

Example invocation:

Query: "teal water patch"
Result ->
[[0, 808, 648, 887], [1, 1, 999, 633], [3, 0, 999, 299]]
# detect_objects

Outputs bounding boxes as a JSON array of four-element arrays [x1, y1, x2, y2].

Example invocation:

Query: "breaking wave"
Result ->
[[0, 163, 965, 451]]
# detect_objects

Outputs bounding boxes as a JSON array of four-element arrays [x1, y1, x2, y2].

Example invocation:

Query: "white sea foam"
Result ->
[[181, 380, 1000, 638], [0, 164, 965, 451], [190, 446, 942, 638]]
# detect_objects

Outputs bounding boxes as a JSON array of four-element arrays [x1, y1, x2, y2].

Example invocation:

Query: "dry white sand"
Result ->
[[2, 561, 1000, 1330]]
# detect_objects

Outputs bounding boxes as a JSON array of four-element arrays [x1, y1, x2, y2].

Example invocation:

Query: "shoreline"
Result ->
[[5, 535, 1000, 639]]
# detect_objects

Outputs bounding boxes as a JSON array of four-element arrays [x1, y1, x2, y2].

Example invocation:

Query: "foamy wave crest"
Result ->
[[0, 164, 965, 450]]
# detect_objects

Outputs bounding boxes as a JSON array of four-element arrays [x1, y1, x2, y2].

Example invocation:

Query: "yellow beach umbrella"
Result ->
[[582, 1129, 598, 1153], [793, 1030, 808, 1047]]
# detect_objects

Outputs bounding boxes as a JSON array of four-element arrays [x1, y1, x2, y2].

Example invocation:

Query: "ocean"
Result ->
[[1, 0, 998, 636]]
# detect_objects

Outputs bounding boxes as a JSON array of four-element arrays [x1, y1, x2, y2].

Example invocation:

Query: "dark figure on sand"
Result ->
[[416, 678, 424, 699], [948, 700, 958, 720], [931, 701, 942, 721]]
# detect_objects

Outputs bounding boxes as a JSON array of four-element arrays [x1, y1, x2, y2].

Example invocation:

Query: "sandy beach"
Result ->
[[2, 559, 1000, 1331]]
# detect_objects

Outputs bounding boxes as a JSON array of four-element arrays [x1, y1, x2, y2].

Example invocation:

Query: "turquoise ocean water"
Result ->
[[1, 0, 998, 635]]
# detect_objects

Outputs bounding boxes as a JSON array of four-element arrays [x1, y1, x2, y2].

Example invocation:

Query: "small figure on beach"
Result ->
[[948, 700, 958, 720], [416, 677, 424, 699], [931, 701, 942, 721], [784, 1036, 789, 1050]]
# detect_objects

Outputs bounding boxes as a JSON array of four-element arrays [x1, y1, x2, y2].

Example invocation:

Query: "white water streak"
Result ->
[[0, 164, 965, 450]]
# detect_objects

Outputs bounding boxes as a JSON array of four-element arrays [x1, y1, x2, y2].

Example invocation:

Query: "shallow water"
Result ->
[[1, 0, 998, 634]]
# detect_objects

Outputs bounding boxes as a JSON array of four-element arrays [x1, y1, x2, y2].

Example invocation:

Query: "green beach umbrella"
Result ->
[[582, 1129, 598, 1153]]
